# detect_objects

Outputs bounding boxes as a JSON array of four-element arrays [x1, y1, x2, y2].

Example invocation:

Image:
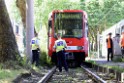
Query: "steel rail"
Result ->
[[37, 66, 56, 83], [81, 66, 107, 83]]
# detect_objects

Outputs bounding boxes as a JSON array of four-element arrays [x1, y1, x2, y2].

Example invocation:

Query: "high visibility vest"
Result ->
[[107, 38, 111, 48], [55, 39, 66, 52], [120, 35, 124, 47], [31, 37, 39, 50]]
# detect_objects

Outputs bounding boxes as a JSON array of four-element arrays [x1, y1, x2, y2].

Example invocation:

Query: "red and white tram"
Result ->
[[48, 10, 89, 66]]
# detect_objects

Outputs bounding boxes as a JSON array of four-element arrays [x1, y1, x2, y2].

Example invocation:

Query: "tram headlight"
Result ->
[[77, 46, 83, 50]]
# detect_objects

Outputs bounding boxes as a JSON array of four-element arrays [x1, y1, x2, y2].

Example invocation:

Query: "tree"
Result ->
[[0, 0, 19, 64], [16, 0, 34, 63], [16, 0, 26, 28], [81, 0, 124, 51]]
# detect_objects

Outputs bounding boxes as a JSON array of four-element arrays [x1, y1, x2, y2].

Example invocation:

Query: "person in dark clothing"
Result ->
[[31, 33, 40, 66], [106, 33, 113, 61], [53, 33, 68, 72]]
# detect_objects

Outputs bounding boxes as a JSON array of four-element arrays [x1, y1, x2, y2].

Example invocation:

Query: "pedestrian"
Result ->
[[53, 33, 68, 72], [106, 33, 113, 61], [119, 31, 124, 58], [31, 33, 40, 66]]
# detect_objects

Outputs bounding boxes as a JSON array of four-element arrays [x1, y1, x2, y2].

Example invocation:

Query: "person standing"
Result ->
[[31, 33, 40, 66], [120, 31, 124, 58], [53, 33, 68, 72], [106, 33, 113, 61]]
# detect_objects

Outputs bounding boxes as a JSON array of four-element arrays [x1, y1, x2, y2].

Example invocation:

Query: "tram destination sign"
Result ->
[[55, 13, 82, 19]]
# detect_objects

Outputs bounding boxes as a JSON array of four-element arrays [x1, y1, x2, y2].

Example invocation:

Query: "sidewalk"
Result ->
[[86, 57, 124, 68]]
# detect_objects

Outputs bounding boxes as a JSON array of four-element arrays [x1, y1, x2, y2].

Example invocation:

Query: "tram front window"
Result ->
[[54, 13, 83, 38]]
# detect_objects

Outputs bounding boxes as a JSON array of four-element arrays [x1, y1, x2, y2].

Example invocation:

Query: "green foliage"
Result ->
[[109, 66, 124, 72], [0, 69, 28, 82], [0, 69, 18, 79], [85, 60, 96, 64], [113, 57, 124, 62], [19, 56, 27, 66], [83, 0, 124, 28], [89, 51, 98, 59], [39, 51, 52, 66]]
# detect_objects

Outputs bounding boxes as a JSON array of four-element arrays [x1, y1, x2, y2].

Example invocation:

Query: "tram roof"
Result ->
[[102, 19, 124, 36]]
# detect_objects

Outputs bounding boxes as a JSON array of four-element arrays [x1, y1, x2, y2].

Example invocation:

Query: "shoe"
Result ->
[[59, 72, 62, 75], [65, 71, 69, 76]]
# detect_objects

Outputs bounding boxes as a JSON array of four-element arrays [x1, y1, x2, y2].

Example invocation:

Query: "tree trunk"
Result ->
[[16, 0, 34, 63], [0, 0, 19, 63], [26, 0, 34, 63], [16, 0, 26, 28]]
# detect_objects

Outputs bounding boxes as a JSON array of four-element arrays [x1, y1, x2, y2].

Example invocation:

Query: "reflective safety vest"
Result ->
[[54, 39, 66, 52], [107, 38, 111, 48], [31, 37, 39, 50], [106, 38, 113, 49], [120, 35, 124, 47]]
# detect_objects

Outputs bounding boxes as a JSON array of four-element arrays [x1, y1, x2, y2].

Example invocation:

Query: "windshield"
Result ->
[[54, 12, 83, 38]]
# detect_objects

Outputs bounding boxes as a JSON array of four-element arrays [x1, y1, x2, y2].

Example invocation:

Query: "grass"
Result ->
[[113, 57, 124, 62], [86, 59, 124, 73], [103, 65, 124, 73], [0, 69, 29, 83], [85, 60, 96, 65], [111, 66, 124, 72]]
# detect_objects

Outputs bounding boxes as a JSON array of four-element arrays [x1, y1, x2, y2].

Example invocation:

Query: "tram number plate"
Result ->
[[66, 46, 77, 50], [67, 47, 71, 50]]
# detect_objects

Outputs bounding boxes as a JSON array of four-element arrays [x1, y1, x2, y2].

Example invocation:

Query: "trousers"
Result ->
[[121, 47, 124, 56], [32, 50, 39, 66], [107, 48, 113, 61], [56, 50, 68, 72]]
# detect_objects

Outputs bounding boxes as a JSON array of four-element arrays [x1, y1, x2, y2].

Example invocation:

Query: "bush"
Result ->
[[39, 51, 52, 67], [113, 56, 124, 62], [89, 51, 98, 58]]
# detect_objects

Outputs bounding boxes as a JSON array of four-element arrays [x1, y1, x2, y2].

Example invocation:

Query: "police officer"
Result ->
[[31, 33, 40, 66], [106, 33, 113, 61], [120, 31, 124, 58], [53, 33, 68, 72]]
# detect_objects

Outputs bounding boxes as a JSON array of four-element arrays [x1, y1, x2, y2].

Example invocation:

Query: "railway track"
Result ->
[[82, 62, 121, 83], [13, 63, 121, 83], [38, 66, 107, 83]]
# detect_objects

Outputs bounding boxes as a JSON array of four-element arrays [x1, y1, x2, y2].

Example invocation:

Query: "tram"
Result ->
[[48, 10, 89, 66]]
